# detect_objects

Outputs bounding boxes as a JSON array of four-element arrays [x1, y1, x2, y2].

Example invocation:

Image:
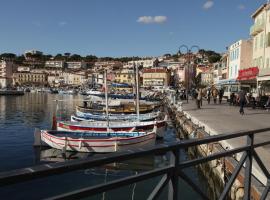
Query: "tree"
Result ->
[[64, 53, 71, 57], [69, 54, 82, 61], [209, 55, 221, 63], [0, 53, 16, 59], [54, 54, 64, 60], [85, 55, 98, 62]]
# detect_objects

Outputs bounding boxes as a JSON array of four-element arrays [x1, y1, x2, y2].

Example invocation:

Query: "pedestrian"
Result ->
[[196, 88, 203, 109], [212, 87, 218, 104], [230, 93, 235, 106], [219, 88, 224, 104], [237, 90, 249, 115], [207, 87, 211, 104]]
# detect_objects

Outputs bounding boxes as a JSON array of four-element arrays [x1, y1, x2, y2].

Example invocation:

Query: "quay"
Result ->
[[0, 90, 24, 96], [165, 95, 270, 199]]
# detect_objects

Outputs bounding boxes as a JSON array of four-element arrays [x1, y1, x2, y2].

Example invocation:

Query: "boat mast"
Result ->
[[135, 63, 140, 121], [104, 69, 109, 132]]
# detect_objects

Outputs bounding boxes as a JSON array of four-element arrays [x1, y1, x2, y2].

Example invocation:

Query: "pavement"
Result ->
[[179, 99, 270, 185]]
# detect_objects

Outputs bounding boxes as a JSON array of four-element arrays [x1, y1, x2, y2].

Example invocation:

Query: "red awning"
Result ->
[[237, 67, 259, 81]]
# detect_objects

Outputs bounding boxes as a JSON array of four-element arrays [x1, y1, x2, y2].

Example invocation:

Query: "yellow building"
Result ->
[[13, 72, 47, 86], [142, 68, 170, 87], [115, 69, 134, 85]]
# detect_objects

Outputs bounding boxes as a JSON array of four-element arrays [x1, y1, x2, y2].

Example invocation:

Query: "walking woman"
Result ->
[[212, 87, 218, 104]]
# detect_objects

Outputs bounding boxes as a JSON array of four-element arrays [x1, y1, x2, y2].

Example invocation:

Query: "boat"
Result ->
[[73, 111, 160, 122], [40, 127, 156, 153], [76, 103, 156, 114], [57, 115, 167, 138]]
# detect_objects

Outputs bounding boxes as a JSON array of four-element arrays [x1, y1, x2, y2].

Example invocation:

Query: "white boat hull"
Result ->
[[41, 130, 156, 153]]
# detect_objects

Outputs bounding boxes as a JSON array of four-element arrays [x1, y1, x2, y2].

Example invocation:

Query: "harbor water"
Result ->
[[0, 93, 207, 200]]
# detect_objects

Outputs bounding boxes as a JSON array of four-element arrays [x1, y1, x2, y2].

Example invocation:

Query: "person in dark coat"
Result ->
[[237, 90, 249, 115], [219, 88, 224, 104]]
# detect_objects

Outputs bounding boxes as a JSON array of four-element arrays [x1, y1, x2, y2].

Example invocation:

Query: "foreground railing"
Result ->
[[1, 127, 270, 200]]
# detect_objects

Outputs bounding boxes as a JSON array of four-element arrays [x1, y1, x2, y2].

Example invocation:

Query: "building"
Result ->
[[228, 39, 253, 80], [115, 69, 134, 85], [66, 61, 86, 69], [250, 3, 270, 95], [59, 71, 88, 86], [13, 72, 47, 86], [142, 68, 170, 87], [45, 61, 64, 68], [17, 66, 31, 72], [0, 60, 14, 88], [127, 59, 157, 68]]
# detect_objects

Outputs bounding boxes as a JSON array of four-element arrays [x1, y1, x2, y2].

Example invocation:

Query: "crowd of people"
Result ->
[[191, 86, 224, 109], [186, 86, 270, 115]]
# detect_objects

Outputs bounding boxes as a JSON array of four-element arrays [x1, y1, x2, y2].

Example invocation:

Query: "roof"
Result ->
[[251, 3, 268, 19], [143, 68, 167, 73]]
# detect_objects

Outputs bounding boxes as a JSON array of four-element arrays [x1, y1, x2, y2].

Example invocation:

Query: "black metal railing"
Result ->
[[1, 127, 270, 200]]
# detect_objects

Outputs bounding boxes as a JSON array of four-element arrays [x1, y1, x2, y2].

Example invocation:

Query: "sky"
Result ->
[[0, 0, 268, 57]]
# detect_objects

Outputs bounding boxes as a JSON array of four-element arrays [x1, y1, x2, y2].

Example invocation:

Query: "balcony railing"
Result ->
[[250, 20, 265, 36]]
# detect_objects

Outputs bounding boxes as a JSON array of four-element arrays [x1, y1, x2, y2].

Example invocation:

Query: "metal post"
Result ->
[[244, 133, 254, 200], [168, 149, 180, 200]]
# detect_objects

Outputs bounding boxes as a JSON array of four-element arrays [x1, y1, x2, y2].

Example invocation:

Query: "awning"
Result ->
[[237, 67, 259, 81]]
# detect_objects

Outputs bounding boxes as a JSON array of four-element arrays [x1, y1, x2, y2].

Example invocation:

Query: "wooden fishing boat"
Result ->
[[76, 103, 156, 114], [40, 128, 156, 153], [73, 110, 160, 121], [57, 115, 167, 138]]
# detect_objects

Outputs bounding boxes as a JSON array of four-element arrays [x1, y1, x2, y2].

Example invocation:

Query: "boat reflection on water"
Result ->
[[34, 147, 168, 171]]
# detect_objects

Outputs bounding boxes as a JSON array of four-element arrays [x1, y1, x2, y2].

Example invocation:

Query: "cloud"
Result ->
[[238, 4, 245, 10], [137, 16, 167, 24], [203, 1, 214, 10], [59, 21, 67, 26]]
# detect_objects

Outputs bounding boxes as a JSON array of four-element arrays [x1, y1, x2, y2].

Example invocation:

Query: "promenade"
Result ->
[[181, 99, 270, 184]]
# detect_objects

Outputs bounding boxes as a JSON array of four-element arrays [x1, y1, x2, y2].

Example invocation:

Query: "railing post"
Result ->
[[244, 133, 254, 200], [168, 149, 180, 200]]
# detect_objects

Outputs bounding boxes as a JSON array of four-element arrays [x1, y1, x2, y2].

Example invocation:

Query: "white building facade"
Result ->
[[250, 3, 270, 94], [0, 60, 14, 88]]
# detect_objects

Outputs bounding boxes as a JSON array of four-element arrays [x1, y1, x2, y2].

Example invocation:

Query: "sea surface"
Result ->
[[0, 93, 206, 200]]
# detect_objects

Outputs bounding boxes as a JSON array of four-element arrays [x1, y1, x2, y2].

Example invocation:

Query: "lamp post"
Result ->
[[178, 45, 200, 103]]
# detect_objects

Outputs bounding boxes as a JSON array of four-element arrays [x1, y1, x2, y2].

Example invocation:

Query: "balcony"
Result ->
[[250, 20, 265, 36]]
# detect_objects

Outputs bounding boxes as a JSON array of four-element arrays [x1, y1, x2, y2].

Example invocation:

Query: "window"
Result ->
[[235, 65, 237, 76], [267, 58, 270, 68], [260, 34, 263, 48], [255, 36, 258, 50]]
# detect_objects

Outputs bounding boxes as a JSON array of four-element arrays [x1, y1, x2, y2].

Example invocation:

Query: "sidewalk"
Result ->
[[180, 99, 270, 184]]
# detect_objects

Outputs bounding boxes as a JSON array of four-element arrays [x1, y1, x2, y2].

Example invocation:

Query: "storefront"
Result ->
[[257, 75, 270, 96], [237, 67, 259, 96]]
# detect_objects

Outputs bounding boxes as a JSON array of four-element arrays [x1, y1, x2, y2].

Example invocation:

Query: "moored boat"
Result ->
[[74, 110, 160, 121], [57, 115, 167, 137], [40, 128, 156, 153], [76, 103, 156, 114]]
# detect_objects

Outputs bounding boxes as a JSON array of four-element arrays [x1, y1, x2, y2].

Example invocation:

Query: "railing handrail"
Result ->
[[1, 126, 270, 188]]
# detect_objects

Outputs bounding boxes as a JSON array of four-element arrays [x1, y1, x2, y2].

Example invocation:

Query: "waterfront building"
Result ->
[[219, 39, 254, 97], [13, 72, 47, 86], [142, 68, 170, 87], [59, 71, 88, 86], [45, 60, 64, 68], [66, 61, 86, 69], [115, 69, 134, 85], [127, 59, 157, 68], [250, 3, 270, 95], [0, 60, 14, 88], [17, 66, 31, 72]]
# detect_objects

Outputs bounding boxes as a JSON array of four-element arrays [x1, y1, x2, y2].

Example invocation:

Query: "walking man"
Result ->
[[219, 88, 224, 104], [237, 90, 249, 115], [207, 87, 211, 104], [212, 87, 218, 104], [196, 88, 203, 109]]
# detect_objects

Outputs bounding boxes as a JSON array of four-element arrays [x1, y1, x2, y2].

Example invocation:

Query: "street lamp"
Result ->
[[178, 45, 200, 103]]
